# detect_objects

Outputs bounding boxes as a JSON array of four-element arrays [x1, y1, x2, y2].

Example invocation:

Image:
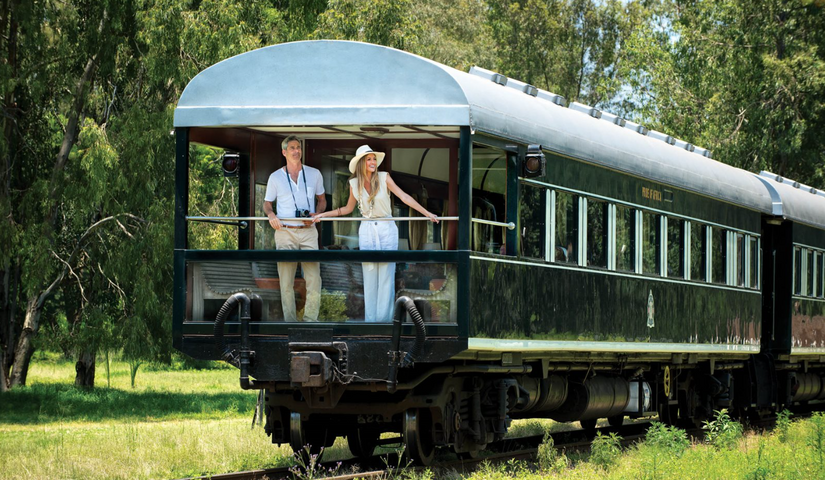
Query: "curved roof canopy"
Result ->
[[756, 172, 825, 230], [176, 40, 784, 217]]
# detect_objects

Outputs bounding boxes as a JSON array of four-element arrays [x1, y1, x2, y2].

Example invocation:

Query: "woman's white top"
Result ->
[[350, 172, 392, 218]]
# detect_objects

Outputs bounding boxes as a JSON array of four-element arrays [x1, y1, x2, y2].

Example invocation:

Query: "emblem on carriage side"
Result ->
[[647, 290, 655, 328]]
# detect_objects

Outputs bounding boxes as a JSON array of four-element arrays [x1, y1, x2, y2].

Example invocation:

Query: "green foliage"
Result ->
[[312, 0, 423, 51], [808, 412, 825, 475], [537, 432, 569, 473], [644, 421, 690, 457], [638, 422, 691, 480], [776, 409, 792, 443], [703, 409, 743, 450], [746, 438, 773, 480], [590, 431, 622, 469], [623, 0, 825, 187], [319, 289, 348, 321], [289, 445, 341, 480]]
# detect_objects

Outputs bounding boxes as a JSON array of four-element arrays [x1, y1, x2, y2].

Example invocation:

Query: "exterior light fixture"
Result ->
[[222, 151, 240, 177], [523, 144, 546, 178]]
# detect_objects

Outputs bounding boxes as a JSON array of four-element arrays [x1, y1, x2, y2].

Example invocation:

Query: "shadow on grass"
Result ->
[[0, 384, 257, 424]]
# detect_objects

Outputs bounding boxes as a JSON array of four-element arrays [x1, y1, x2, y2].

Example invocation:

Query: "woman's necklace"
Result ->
[[360, 178, 375, 218]]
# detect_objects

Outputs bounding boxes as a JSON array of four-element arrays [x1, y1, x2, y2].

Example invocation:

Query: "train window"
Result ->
[[689, 223, 707, 281], [807, 249, 815, 297], [793, 247, 802, 295], [472, 145, 507, 254], [586, 198, 608, 268], [186, 260, 458, 323], [667, 217, 684, 278], [817, 251, 825, 298], [615, 204, 635, 272], [748, 236, 760, 290], [391, 148, 451, 250], [642, 211, 661, 275], [554, 191, 579, 264], [735, 233, 746, 287], [711, 227, 726, 285], [519, 183, 546, 259]]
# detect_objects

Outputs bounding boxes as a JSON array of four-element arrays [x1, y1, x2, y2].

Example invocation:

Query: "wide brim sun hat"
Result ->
[[349, 145, 385, 174]]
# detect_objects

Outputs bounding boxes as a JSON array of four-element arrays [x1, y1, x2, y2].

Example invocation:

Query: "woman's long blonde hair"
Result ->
[[354, 155, 380, 205]]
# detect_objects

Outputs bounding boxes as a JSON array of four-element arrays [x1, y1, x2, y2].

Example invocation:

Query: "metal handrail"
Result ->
[[470, 218, 516, 230], [187, 216, 458, 222], [186, 216, 515, 230]]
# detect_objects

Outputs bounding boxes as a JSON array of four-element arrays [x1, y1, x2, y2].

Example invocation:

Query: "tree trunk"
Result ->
[[9, 297, 40, 387], [0, 343, 7, 392], [74, 350, 95, 388]]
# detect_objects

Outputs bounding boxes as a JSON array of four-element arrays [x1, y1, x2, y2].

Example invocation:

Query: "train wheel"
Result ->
[[457, 448, 480, 460], [347, 428, 380, 458], [290, 412, 328, 457], [607, 414, 624, 427], [404, 409, 436, 466], [580, 418, 598, 434], [658, 402, 678, 426]]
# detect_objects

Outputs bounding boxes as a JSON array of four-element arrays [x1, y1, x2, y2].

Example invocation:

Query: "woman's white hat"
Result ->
[[349, 145, 385, 174]]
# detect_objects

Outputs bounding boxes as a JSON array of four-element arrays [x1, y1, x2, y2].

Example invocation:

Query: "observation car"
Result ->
[[173, 40, 825, 464]]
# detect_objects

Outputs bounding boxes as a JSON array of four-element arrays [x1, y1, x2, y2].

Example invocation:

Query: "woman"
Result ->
[[314, 145, 439, 322]]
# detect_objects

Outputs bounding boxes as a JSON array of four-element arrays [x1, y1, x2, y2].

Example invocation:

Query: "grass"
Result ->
[[0, 352, 295, 480], [5, 353, 825, 480]]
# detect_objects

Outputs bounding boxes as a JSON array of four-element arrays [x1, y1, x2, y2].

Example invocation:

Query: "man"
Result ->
[[263, 136, 326, 322]]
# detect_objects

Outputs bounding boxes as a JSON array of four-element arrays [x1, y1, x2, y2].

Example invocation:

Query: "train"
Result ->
[[172, 40, 825, 464]]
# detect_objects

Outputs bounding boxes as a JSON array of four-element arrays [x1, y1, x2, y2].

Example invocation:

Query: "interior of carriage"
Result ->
[[184, 126, 510, 324]]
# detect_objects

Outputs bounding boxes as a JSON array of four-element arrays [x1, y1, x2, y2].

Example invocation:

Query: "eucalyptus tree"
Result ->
[[624, 0, 825, 186], [486, 0, 648, 111]]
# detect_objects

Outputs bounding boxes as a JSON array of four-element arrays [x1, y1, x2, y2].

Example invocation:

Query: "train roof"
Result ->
[[175, 40, 778, 215], [756, 172, 825, 230]]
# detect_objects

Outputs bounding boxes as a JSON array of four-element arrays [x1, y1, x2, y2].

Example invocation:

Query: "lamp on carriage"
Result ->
[[221, 151, 240, 177], [523, 144, 546, 178]]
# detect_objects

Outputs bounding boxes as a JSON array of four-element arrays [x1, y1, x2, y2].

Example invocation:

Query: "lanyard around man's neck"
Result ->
[[284, 166, 311, 210]]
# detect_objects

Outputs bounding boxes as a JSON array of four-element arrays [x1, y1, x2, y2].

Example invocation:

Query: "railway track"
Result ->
[[176, 407, 823, 480], [176, 421, 652, 480]]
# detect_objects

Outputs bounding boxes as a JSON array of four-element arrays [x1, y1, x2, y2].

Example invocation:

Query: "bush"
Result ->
[[537, 432, 569, 473], [645, 421, 690, 457], [703, 409, 743, 450], [590, 431, 622, 469]]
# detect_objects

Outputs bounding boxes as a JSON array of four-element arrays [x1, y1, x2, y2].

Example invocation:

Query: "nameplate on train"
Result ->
[[641, 186, 663, 202]]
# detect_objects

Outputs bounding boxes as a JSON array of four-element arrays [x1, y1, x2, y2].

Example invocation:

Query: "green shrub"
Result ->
[[703, 409, 743, 450], [808, 412, 825, 475], [590, 431, 622, 469], [537, 432, 569, 474], [776, 409, 792, 443], [645, 421, 690, 457], [320, 289, 348, 321]]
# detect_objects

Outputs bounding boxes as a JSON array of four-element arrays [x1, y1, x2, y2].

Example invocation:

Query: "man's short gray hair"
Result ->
[[282, 135, 302, 151]]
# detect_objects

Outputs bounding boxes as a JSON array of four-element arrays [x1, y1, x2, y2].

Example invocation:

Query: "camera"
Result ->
[[295, 209, 311, 218]]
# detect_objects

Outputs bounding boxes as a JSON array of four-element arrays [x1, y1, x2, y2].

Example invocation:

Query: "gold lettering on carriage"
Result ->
[[642, 186, 662, 202]]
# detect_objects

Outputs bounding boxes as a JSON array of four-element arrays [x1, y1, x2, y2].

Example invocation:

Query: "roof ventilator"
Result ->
[[600, 111, 626, 127], [647, 130, 676, 145], [468, 66, 566, 105], [624, 120, 648, 135], [569, 102, 602, 119], [536, 90, 566, 106], [674, 139, 695, 152], [693, 147, 712, 158]]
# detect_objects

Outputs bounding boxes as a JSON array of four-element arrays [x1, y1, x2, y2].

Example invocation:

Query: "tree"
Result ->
[[486, 0, 648, 110], [623, 0, 825, 187]]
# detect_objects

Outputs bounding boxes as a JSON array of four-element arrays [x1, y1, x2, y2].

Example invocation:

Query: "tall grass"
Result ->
[[5, 354, 825, 479], [0, 352, 295, 479]]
